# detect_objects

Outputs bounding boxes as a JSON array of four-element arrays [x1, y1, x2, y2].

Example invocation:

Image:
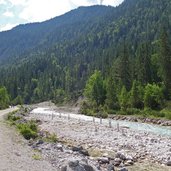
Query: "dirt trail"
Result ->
[[0, 107, 56, 171]]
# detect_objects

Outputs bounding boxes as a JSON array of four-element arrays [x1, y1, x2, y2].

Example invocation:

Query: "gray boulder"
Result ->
[[166, 160, 171, 166], [61, 159, 97, 171], [107, 164, 115, 171], [119, 168, 128, 171]]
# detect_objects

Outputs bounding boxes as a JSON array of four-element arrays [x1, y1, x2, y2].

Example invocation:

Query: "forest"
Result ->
[[0, 0, 171, 119]]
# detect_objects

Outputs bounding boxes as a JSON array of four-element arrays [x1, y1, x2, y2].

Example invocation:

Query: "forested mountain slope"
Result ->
[[0, 5, 113, 62], [0, 0, 171, 111]]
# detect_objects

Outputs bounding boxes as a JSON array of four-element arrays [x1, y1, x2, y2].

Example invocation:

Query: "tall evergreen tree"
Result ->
[[129, 80, 144, 109], [119, 86, 129, 111], [118, 43, 131, 90], [0, 86, 10, 109], [136, 42, 152, 84], [160, 28, 171, 98], [105, 77, 119, 110]]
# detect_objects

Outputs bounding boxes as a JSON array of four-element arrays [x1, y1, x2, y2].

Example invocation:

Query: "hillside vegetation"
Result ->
[[0, 0, 171, 117]]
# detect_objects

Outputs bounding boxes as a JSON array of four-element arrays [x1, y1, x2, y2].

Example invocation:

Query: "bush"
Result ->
[[143, 108, 165, 118], [17, 121, 38, 140], [116, 108, 141, 115], [79, 100, 97, 116], [7, 112, 20, 125], [160, 109, 171, 120], [144, 84, 164, 110], [44, 133, 58, 143], [79, 100, 108, 118], [129, 81, 144, 109]]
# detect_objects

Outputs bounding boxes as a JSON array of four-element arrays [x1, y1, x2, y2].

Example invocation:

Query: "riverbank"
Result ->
[[28, 103, 171, 170]]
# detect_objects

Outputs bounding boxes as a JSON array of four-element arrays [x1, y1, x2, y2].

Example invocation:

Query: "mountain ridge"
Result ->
[[0, 0, 171, 105], [0, 5, 115, 63]]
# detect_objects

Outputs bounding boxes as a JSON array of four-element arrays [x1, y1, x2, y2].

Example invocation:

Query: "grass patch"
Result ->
[[88, 148, 103, 157], [7, 111, 21, 125], [17, 120, 38, 140], [160, 109, 171, 120], [43, 133, 58, 143], [32, 153, 42, 160]]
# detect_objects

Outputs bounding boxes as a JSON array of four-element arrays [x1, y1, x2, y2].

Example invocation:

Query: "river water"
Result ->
[[31, 107, 171, 137]]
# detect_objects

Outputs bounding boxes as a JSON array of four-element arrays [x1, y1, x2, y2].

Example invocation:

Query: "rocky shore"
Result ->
[[27, 106, 171, 171]]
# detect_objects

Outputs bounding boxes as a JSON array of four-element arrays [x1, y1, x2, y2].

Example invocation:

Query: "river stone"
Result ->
[[56, 144, 63, 152], [68, 160, 79, 167], [115, 152, 126, 160], [80, 149, 89, 156], [119, 168, 128, 171], [61, 159, 97, 171], [72, 146, 83, 152], [97, 157, 109, 164], [125, 155, 133, 161], [36, 139, 44, 145], [166, 161, 171, 166], [61, 166, 67, 171], [113, 158, 122, 166], [124, 160, 134, 166], [107, 164, 115, 171]]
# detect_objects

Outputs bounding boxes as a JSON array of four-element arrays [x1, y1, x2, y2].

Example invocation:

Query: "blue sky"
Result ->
[[0, 0, 123, 31]]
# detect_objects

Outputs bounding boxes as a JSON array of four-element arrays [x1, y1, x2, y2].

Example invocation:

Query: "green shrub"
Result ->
[[17, 121, 38, 140], [129, 81, 144, 109], [7, 112, 21, 125], [143, 108, 165, 118], [80, 100, 108, 118], [144, 84, 164, 110], [126, 108, 141, 115], [44, 133, 58, 143], [160, 109, 171, 120]]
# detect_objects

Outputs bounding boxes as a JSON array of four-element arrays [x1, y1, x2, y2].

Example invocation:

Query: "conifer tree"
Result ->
[[160, 28, 171, 98], [105, 77, 119, 110], [118, 43, 131, 90], [129, 80, 144, 109], [136, 42, 152, 84]]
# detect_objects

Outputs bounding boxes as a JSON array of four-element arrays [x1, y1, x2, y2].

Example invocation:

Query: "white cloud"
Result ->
[[19, 0, 123, 23], [0, 0, 6, 5], [0, 0, 124, 31], [103, 0, 123, 6], [8, 0, 27, 6], [19, 0, 72, 22], [70, 0, 95, 7], [3, 11, 14, 17], [0, 23, 18, 31]]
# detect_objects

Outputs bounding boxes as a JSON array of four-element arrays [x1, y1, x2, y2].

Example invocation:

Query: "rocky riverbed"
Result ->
[[23, 103, 171, 171]]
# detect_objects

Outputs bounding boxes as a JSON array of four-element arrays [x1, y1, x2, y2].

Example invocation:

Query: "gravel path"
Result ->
[[0, 107, 56, 171]]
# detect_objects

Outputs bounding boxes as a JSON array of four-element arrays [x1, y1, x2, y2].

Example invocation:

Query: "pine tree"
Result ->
[[119, 86, 129, 111], [0, 86, 10, 109], [160, 28, 171, 98], [105, 77, 119, 110], [129, 80, 144, 109], [136, 42, 152, 84], [118, 43, 131, 90]]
